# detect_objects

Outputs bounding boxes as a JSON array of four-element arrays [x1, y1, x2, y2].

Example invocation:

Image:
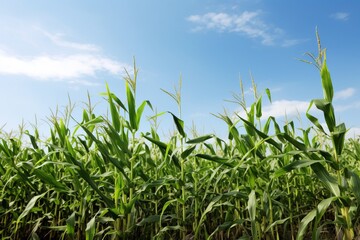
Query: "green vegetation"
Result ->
[[1, 36, 360, 240]]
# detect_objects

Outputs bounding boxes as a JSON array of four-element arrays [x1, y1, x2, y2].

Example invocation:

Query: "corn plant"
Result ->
[[1, 33, 359, 240]]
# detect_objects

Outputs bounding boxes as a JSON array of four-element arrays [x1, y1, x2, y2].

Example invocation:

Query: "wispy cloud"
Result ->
[[0, 51, 129, 80], [334, 87, 356, 100], [236, 100, 309, 119], [331, 12, 350, 21], [281, 38, 308, 47], [0, 28, 130, 83], [187, 11, 275, 45], [42, 31, 100, 52], [335, 101, 360, 112], [347, 127, 360, 138], [187, 11, 302, 46], [261, 100, 309, 118]]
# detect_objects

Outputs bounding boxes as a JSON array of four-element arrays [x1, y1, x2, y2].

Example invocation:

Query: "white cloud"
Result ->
[[261, 100, 309, 118], [334, 87, 356, 100], [236, 100, 309, 119], [40, 29, 100, 52], [0, 27, 130, 83], [347, 127, 360, 138], [187, 11, 302, 46], [282, 38, 308, 47], [0, 51, 129, 80], [331, 12, 350, 21], [335, 101, 360, 112]]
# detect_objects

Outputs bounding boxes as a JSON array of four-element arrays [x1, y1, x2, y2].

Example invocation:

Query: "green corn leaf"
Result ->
[[31, 233, 40, 240], [264, 217, 290, 232], [263, 117, 271, 134], [159, 199, 177, 226], [186, 134, 214, 144], [143, 134, 167, 149], [248, 190, 257, 239], [86, 216, 96, 240], [25, 132, 39, 149], [274, 159, 324, 178], [106, 83, 121, 132], [215, 113, 240, 141], [111, 93, 128, 112], [17, 192, 47, 224], [269, 117, 284, 141], [280, 132, 307, 151], [126, 81, 137, 131], [345, 168, 360, 204], [100, 91, 128, 111], [245, 104, 256, 136], [80, 125, 130, 180], [53, 119, 66, 145], [265, 88, 272, 103], [0, 139, 11, 157], [195, 195, 222, 237], [332, 123, 346, 156], [143, 135, 181, 169], [82, 116, 104, 126], [320, 54, 334, 102], [242, 134, 255, 149], [296, 197, 336, 240], [313, 99, 336, 132], [248, 190, 256, 222], [65, 153, 115, 208], [157, 225, 184, 236], [255, 96, 262, 119], [239, 116, 282, 151], [311, 163, 340, 197], [44, 225, 67, 231], [32, 168, 68, 192], [136, 215, 161, 226], [208, 219, 246, 239], [168, 112, 186, 138], [65, 137, 76, 157], [66, 212, 76, 239], [236, 135, 251, 156], [181, 145, 196, 159], [148, 111, 166, 121], [82, 109, 89, 122], [136, 100, 152, 129], [103, 121, 130, 155], [195, 154, 234, 168], [306, 101, 327, 134], [204, 142, 216, 155]]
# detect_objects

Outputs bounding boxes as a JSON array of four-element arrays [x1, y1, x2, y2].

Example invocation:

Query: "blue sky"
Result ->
[[0, 1, 359, 138]]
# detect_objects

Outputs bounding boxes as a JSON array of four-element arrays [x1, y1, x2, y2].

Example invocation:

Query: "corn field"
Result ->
[[1, 36, 360, 240]]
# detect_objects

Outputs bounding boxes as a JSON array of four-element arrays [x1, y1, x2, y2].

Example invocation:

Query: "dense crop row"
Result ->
[[1, 37, 360, 239]]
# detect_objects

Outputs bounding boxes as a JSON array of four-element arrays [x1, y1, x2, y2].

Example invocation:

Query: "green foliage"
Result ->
[[0, 36, 359, 240]]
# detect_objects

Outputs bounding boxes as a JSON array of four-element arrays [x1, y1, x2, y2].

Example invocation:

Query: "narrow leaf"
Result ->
[[66, 212, 76, 239], [265, 88, 272, 103], [17, 192, 47, 223], [186, 134, 214, 144], [106, 83, 121, 132], [320, 54, 334, 102], [86, 216, 96, 240], [136, 100, 151, 128], [168, 112, 186, 138], [195, 154, 234, 168], [297, 197, 336, 240], [255, 96, 262, 119], [126, 81, 137, 131], [181, 145, 196, 159], [311, 163, 340, 197], [274, 159, 324, 178]]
